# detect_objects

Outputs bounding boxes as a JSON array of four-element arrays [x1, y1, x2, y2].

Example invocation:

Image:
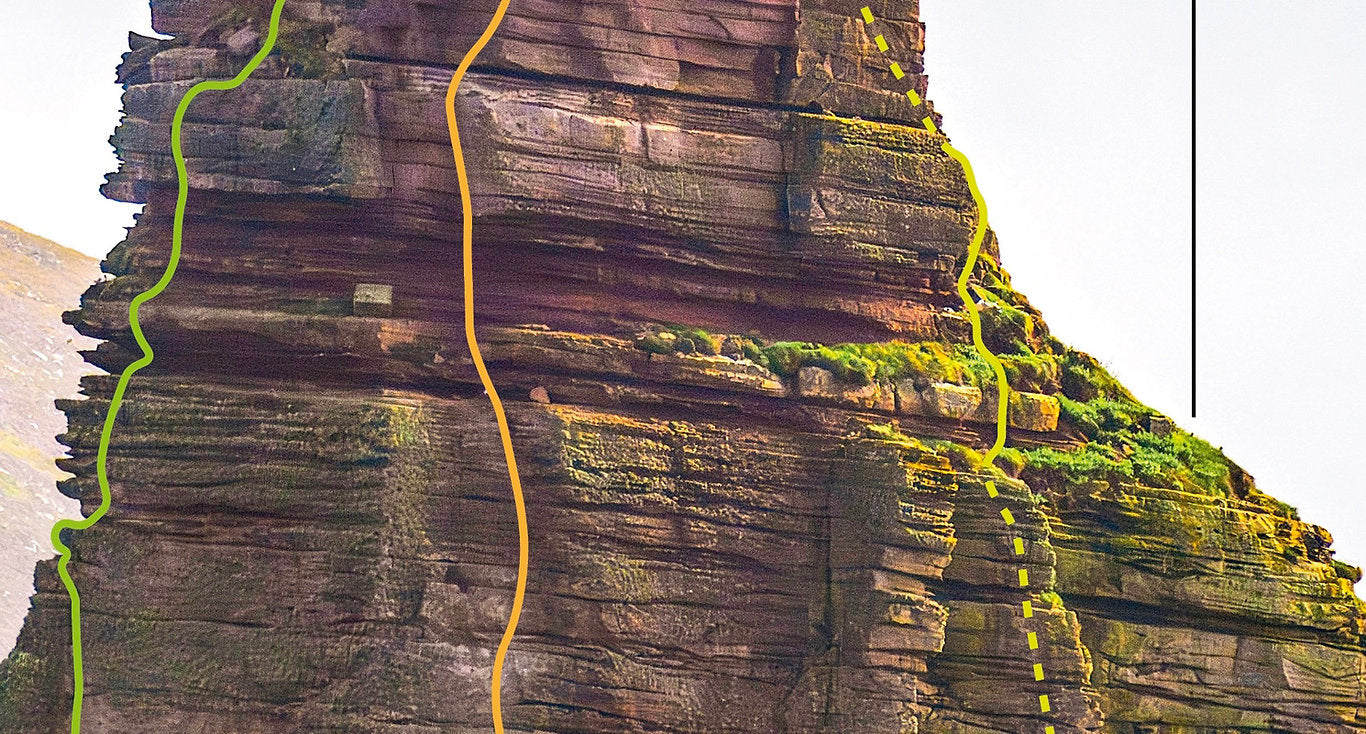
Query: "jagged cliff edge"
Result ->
[[2, 1, 1363, 732]]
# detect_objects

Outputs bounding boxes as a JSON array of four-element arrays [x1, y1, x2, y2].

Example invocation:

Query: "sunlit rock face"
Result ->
[[3, 1, 1363, 732]]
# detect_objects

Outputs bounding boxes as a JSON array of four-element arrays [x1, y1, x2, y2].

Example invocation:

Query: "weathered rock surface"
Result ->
[[3, 1, 1364, 733]]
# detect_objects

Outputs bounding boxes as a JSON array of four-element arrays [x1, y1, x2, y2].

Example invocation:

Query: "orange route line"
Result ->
[[442, 0, 524, 732], [441, 2, 1061, 731]]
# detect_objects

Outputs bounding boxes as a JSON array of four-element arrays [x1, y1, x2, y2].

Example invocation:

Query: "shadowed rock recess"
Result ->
[[3, 1, 1363, 732]]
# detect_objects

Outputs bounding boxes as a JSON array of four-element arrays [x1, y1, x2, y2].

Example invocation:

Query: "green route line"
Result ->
[[47, 2, 288, 731], [860, 6, 1060, 730]]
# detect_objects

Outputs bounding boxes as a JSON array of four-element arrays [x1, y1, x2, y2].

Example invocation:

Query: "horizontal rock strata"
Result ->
[[3, 1, 1363, 732]]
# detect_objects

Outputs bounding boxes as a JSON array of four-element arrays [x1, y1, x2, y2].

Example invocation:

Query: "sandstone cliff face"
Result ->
[[3, 1, 1364, 732]]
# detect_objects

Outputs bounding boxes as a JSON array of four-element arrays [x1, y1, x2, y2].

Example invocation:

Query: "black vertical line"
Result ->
[[1191, 0, 1198, 418]]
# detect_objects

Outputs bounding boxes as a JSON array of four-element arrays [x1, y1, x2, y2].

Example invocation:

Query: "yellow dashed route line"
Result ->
[[859, 6, 1059, 731], [439, 1, 1056, 730]]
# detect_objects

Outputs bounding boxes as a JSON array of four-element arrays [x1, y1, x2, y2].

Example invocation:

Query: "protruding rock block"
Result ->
[[897, 380, 982, 420], [352, 283, 393, 317], [796, 366, 895, 410], [787, 113, 974, 257], [1006, 391, 1061, 433], [104, 77, 389, 203], [786, 0, 929, 120], [894, 379, 1059, 432]]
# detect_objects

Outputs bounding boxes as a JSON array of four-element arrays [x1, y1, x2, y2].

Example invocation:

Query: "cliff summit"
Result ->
[[2, 2, 1362, 732]]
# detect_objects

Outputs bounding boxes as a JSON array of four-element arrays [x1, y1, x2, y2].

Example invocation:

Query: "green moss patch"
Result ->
[[637, 324, 723, 356], [275, 20, 343, 79], [634, 325, 1065, 393], [1021, 352, 1236, 498], [632, 316, 1294, 515], [207, 4, 342, 79], [0, 650, 60, 725]]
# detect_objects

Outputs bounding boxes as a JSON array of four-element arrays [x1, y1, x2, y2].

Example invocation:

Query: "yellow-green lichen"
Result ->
[[0, 650, 57, 724]]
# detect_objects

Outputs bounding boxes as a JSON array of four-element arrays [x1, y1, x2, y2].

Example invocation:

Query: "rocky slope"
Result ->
[[3, 1, 1364, 732], [0, 222, 96, 659]]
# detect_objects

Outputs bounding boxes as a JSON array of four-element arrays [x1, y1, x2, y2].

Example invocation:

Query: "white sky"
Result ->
[[924, 0, 1366, 566], [1, 2, 1363, 565], [0, 1, 153, 257]]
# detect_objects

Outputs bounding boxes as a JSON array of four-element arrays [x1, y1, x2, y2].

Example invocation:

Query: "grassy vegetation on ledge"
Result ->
[[860, 422, 1025, 481], [1021, 396, 1232, 496], [634, 284, 1283, 512], [956, 259, 1262, 504], [1018, 342, 1250, 501], [634, 325, 1060, 394]]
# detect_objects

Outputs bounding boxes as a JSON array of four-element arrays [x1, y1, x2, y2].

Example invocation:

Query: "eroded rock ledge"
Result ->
[[3, 1, 1363, 732]]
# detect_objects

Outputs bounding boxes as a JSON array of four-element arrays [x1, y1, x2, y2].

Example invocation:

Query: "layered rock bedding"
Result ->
[[2, 1, 1362, 732]]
